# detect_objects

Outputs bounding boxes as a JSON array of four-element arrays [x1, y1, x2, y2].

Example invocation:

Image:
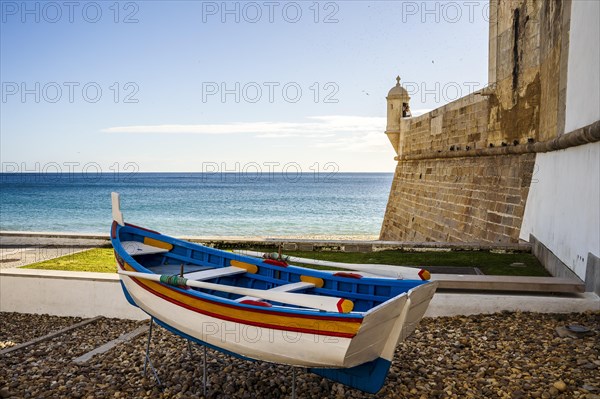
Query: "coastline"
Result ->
[[1, 173, 393, 241], [0, 230, 532, 252], [0, 230, 379, 241]]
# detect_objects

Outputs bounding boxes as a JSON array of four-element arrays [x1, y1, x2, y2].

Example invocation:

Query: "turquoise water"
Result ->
[[0, 173, 393, 237]]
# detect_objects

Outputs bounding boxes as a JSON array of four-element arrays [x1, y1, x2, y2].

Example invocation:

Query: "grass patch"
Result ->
[[22, 247, 549, 277], [249, 248, 549, 276], [22, 248, 116, 273]]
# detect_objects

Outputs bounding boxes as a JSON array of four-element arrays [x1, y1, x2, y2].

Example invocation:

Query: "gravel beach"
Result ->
[[1, 311, 598, 398]]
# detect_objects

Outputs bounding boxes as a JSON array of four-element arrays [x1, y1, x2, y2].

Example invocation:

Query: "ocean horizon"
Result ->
[[0, 172, 393, 238]]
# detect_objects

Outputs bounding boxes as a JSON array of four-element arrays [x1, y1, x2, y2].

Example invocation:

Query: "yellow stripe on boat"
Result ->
[[230, 260, 258, 274], [121, 263, 360, 336], [143, 237, 173, 251], [300, 275, 324, 288]]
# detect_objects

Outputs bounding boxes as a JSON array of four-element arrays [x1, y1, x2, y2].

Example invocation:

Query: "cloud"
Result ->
[[314, 132, 390, 152], [254, 132, 336, 139], [102, 115, 390, 152], [102, 115, 385, 137]]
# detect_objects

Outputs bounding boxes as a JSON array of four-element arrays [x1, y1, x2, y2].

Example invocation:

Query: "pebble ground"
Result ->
[[1, 311, 598, 398]]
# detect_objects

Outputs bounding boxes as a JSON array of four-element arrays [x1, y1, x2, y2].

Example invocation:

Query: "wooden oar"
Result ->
[[233, 250, 430, 280], [118, 270, 353, 313]]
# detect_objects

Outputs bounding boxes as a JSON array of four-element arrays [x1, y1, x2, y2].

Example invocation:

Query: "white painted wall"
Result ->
[[0, 269, 148, 320], [564, 0, 600, 133], [520, 1, 600, 281], [520, 142, 600, 280]]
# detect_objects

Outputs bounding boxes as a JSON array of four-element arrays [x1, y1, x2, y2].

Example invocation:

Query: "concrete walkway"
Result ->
[[426, 292, 599, 317], [0, 235, 109, 248], [432, 274, 586, 293], [0, 246, 95, 270], [0, 230, 531, 252]]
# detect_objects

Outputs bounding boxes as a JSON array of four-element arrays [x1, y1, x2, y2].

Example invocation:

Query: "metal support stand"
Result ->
[[202, 345, 208, 397], [183, 338, 208, 397], [143, 318, 162, 387], [291, 367, 296, 399], [187, 339, 193, 359]]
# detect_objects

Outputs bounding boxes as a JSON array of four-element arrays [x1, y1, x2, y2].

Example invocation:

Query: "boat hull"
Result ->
[[120, 268, 436, 368], [119, 270, 426, 369], [121, 274, 356, 367]]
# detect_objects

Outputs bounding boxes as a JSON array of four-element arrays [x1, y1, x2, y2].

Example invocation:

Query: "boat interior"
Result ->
[[117, 226, 427, 313]]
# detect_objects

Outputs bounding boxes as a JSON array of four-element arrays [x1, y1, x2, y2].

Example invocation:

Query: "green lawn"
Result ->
[[22, 248, 117, 273], [22, 246, 549, 277], [277, 249, 549, 276]]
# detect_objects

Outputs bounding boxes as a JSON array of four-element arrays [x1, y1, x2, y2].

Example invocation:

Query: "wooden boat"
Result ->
[[110, 193, 438, 393]]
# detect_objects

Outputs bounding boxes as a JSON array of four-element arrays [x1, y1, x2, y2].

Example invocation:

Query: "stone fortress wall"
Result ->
[[380, 0, 599, 290]]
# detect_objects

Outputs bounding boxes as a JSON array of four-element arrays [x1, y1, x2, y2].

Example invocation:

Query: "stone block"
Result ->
[[381, 154, 535, 244], [297, 243, 314, 252], [585, 252, 600, 296], [282, 243, 297, 251]]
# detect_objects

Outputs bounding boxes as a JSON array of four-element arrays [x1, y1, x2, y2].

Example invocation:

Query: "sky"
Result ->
[[0, 1, 489, 172]]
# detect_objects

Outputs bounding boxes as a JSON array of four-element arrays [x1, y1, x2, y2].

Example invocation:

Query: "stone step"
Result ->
[[431, 274, 585, 293]]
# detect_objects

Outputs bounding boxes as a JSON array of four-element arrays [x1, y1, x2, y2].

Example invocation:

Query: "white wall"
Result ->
[[0, 269, 148, 320], [564, 0, 600, 133], [520, 0, 600, 281], [520, 142, 600, 280]]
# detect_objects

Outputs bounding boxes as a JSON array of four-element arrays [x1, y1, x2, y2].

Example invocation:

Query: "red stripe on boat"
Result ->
[[336, 298, 345, 313], [333, 272, 363, 279], [111, 221, 118, 239], [116, 256, 362, 324], [124, 223, 160, 235], [263, 259, 288, 267], [240, 299, 272, 308], [125, 275, 358, 338]]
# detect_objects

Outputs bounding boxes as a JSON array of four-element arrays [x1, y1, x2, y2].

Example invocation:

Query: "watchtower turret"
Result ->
[[385, 76, 411, 156]]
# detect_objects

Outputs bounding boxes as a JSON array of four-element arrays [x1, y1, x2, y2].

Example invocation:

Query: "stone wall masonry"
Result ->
[[401, 53, 563, 157], [403, 120, 599, 162], [381, 0, 575, 244], [381, 120, 598, 244], [401, 93, 490, 156], [489, 0, 566, 143], [381, 154, 536, 243], [398, 0, 568, 160]]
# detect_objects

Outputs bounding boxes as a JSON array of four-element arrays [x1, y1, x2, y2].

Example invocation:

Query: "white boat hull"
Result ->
[[120, 275, 436, 368]]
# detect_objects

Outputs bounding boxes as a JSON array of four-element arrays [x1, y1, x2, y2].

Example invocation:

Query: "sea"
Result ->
[[0, 173, 394, 238]]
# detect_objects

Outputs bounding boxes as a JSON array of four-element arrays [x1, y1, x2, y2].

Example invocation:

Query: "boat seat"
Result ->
[[183, 266, 247, 281], [236, 281, 315, 303], [121, 241, 169, 256]]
